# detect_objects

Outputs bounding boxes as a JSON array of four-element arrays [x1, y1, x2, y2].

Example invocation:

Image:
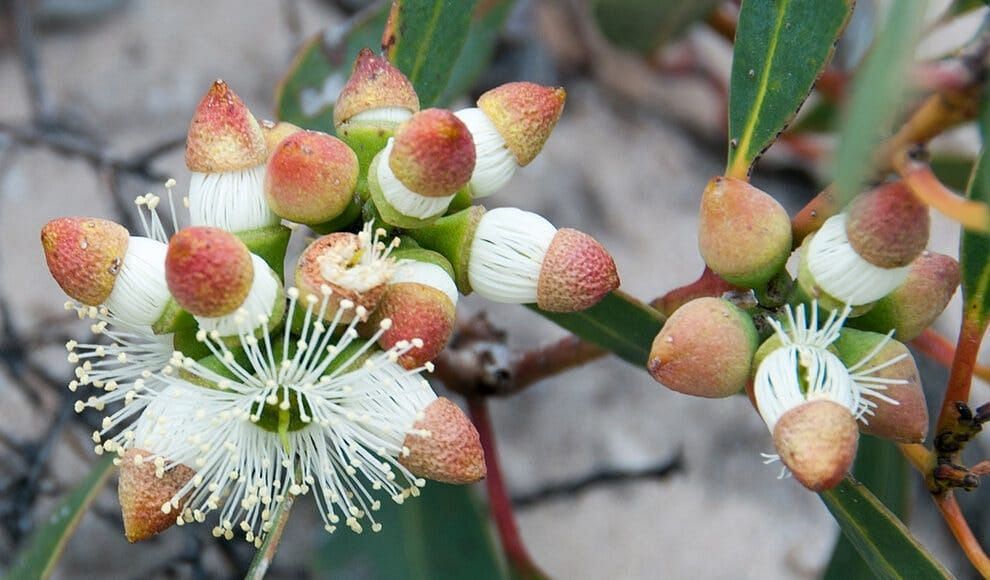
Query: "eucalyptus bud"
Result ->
[[698, 177, 792, 289], [260, 119, 302, 154], [647, 297, 758, 398], [772, 399, 859, 491], [118, 448, 195, 542], [400, 398, 486, 484]]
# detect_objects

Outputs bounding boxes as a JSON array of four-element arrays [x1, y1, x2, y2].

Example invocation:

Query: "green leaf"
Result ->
[[530, 291, 665, 367], [435, 0, 516, 106], [8, 456, 115, 580], [961, 94, 990, 325], [831, 2, 926, 205], [275, 6, 390, 131], [311, 483, 505, 579], [384, 0, 480, 107], [727, 0, 853, 179], [590, 0, 721, 54], [823, 436, 910, 579], [932, 152, 976, 193], [820, 476, 951, 580]]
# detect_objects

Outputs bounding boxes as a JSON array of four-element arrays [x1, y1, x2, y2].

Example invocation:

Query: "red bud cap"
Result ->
[[773, 399, 859, 491], [648, 297, 758, 398], [536, 228, 619, 312], [41, 217, 129, 305], [166, 227, 254, 317], [698, 177, 792, 288], [185, 80, 267, 173], [846, 181, 930, 269], [333, 48, 419, 129], [853, 251, 960, 341], [389, 109, 476, 197], [265, 131, 359, 224], [477, 82, 566, 166], [260, 119, 302, 153], [365, 283, 455, 369], [118, 448, 195, 542], [400, 398, 486, 484]]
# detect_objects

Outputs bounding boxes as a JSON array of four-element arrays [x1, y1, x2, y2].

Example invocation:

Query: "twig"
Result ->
[[512, 451, 684, 509], [467, 398, 547, 580], [911, 329, 990, 383], [936, 316, 988, 434], [244, 491, 295, 580], [934, 493, 990, 577]]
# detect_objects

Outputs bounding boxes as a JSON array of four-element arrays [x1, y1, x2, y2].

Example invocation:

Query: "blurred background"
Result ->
[[0, 0, 988, 578]]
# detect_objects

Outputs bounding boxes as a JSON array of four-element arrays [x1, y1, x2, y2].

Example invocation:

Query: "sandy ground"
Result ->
[[0, 1, 984, 578]]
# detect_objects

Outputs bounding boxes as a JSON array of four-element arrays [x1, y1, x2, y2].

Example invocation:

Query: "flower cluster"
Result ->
[[648, 177, 958, 491], [41, 50, 621, 545]]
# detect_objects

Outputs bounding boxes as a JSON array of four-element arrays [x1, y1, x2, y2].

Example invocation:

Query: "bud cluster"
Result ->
[[39, 51, 622, 544]]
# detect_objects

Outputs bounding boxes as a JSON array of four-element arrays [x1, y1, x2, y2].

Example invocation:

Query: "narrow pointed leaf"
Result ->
[[311, 484, 504, 579], [961, 94, 990, 326], [435, 0, 516, 106], [383, 0, 480, 107], [727, 0, 853, 179], [530, 291, 665, 367], [820, 476, 951, 579], [8, 456, 115, 580]]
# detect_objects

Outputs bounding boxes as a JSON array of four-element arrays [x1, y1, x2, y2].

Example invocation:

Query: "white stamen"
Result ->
[[454, 108, 517, 198], [391, 260, 458, 305], [104, 237, 171, 327], [377, 139, 455, 219], [316, 222, 399, 293], [350, 107, 413, 126], [467, 207, 557, 303], [189, 165, 279, 232], [196, 255, 281, 337], [806, 214, 910, 306]]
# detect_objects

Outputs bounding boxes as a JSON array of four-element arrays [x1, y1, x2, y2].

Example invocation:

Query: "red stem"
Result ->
[[911, 328, 990, 382], [653, 267, 739, 316], [937, 316, 987, 432], [468, 398, 547, 579], [934, 493, 990, 576]]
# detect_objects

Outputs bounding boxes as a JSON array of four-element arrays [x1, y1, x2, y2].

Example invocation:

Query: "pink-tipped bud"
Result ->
[[845, 181, 930, 269], [333, 48, 420, 129], [476, 82, 566, 166], [389, 109, 476, 197], [366, 283, 455, 369], [854, 251, 960, 341], [835, 328, 928, 443], [400, 398, 486, 484], [260, 119, 302, 153], [265, 131, 359, 224], [648, 297, 758, 398], [41, 217, 129, 305], [536, 228, 619, 312], [698, 177, 792, 288], [773, 399, 859, 491], [118, 448, 195, 543], [185, 80, 267, 173], [165, 227, 254, 317]]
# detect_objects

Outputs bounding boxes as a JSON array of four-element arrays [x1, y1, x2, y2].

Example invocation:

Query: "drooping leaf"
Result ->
[[311, 483, 505, 579], [435, 0, 516, 106], [8, 456, 115, 580], [831, 2, 926, 206], [820, 476, 951, 579], [383, 0, 480, 107], [530, 291, 665, 367], [961, 93, 990, 326], [726, 0, 854, 179], [823, 436, 910, 579], [590, 0, 721, 55], [275, 6, 391, 131]]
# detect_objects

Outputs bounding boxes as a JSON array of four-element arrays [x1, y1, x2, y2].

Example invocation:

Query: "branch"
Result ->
[[911, 329, 990, 383], [934, 493, 990, 577]]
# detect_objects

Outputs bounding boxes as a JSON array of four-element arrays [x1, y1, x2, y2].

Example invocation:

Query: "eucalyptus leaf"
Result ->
[[8, 456, 115, 580], [591, 0, 721, 55], [727, 0, 853, 178], [435, 0, 516, 106], [961, 93, 990, 326]]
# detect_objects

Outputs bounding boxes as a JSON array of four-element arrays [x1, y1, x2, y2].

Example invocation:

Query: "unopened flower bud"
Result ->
[[166, 227, 254, 317], [834, 328, 928, 443], [400, 398, 486, 484], [118, 448, 195, 542], [852, 251, 960, 341], [363, 250, 457, 369], [772, 399, 859, 491], [295, 222, 399, 322], [333, 48, 419, 131], [845, 181, 929, 269], [476, 82, 566, 167], [648, 297, 758, 398], [42, 217, 129, 305], [698, 177, 792, 288], [260, 119, 302, 154], [265, 131, 359, 225], [186, 80, 279, 234], [369, 109, 476, 228]]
